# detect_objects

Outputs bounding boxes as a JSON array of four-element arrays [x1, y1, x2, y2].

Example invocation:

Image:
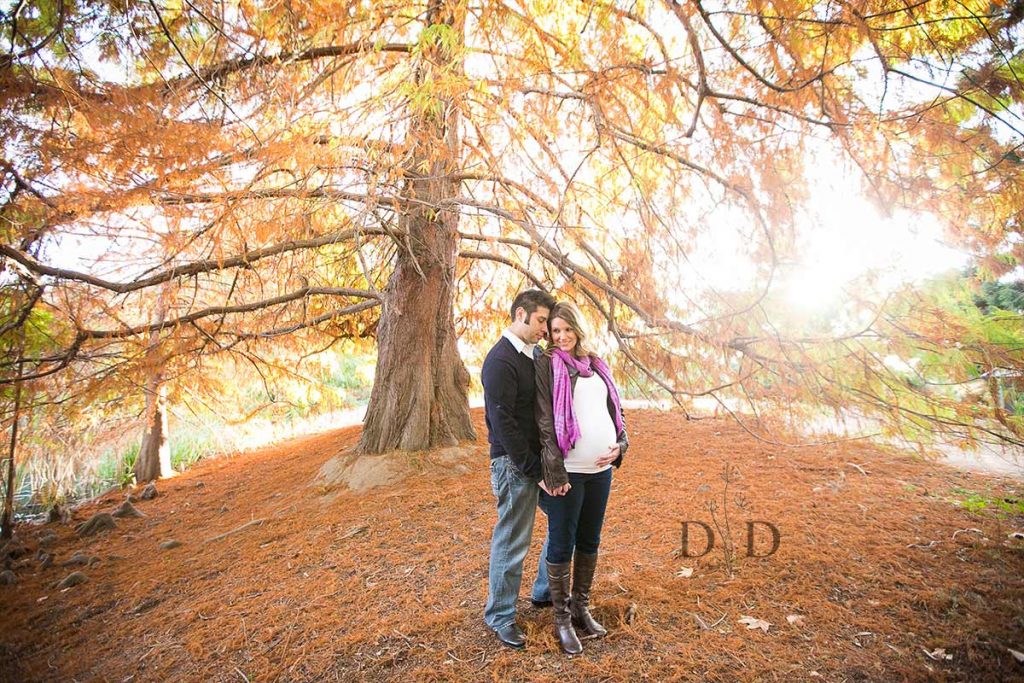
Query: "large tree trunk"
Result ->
[[359, 0, 475, 453]]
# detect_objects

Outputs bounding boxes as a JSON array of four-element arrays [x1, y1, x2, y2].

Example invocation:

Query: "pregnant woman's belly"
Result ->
[[564, 374, 617, 473]]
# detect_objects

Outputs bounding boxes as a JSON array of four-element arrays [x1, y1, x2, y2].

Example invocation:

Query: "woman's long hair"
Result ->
[[546, 302, 593, 359]]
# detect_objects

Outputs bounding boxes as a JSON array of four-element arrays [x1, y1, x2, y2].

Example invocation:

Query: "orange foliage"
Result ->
[[0, 0, 1021, 465]]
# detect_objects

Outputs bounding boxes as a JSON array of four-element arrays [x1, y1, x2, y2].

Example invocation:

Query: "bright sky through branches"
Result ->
[[681, 147, 968, 321], [782, 158, 967, 313], [40, 146, 968, 331]]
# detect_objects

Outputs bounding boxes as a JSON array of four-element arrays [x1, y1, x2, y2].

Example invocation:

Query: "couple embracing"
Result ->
[[481, 289, 629, 655]]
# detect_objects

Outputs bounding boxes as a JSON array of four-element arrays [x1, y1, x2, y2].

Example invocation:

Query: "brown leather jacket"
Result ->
[[534, 352, 629, 490]]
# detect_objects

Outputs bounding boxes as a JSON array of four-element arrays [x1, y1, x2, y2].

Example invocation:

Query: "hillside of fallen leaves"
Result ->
[[0, 409, 1022, 682]]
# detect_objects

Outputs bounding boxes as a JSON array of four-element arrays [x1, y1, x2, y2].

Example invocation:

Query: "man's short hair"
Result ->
[[510, 289, 556, 321]]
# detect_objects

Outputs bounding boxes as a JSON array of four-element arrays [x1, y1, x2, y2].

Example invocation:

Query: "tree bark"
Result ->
[[134, 382, 172, 483], [358, 0, 475, 453], [133, 294, 173, 483], [1, 357, 23, 540]]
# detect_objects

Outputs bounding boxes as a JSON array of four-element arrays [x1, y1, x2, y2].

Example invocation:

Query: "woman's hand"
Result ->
[[594, 444, 621, 467], [539, 481, 571, 496]]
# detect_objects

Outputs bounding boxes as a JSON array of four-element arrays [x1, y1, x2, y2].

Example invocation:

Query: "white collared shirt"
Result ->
[[502, 329, 536, 359]]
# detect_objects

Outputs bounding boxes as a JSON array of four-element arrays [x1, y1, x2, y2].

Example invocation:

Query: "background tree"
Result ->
[[0, 0, 1021, 490], [133, 288, 172, 483]]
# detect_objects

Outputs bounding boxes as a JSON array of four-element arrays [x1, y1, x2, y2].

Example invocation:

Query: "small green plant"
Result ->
[[950, 487, 1024, 516], [322, 354, 374, 402], [94, 442, 138, 490], [960, 493, 989, 513], [170, 430, 210, 472]]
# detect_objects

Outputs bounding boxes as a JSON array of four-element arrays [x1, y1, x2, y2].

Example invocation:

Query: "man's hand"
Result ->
[[539, 480, 571, 496], [594, 444, 621, 467]]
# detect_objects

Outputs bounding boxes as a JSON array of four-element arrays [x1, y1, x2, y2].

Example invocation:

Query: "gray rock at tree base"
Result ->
[[111, 501, 145, 519], [37, 531, 58, 548], [76, 512, 116, 537], [139, 483, 158, 500], [159, 540, 182, 550], [56, 571, 88, 589], [0, 570, 16, 585], [132, 597, 162, 614], [0, 537, 28, 560], [38, 553, 53, 570], [61, 553, 99, 567], [48, 504, 71, 524]]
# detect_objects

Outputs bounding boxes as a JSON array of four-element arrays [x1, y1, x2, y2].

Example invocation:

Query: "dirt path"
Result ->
[[1, 410, 1022, 682]]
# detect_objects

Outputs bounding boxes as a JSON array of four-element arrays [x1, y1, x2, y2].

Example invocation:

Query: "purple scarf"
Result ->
[[550, 348, 624, 457]]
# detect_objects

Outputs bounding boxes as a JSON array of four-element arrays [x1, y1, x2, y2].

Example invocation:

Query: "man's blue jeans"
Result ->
[[531, 534, 550, 603], [485, 456, 540, 630]]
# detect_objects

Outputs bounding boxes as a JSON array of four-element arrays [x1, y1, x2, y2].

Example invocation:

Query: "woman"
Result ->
[[535, 302, 628, 655]]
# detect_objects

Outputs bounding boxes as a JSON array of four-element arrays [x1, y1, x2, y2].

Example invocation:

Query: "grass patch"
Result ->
[[950, 486, 1024, 516]]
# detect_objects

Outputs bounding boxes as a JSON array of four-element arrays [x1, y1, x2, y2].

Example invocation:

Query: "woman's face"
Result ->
[[550, 317, 578, 354]]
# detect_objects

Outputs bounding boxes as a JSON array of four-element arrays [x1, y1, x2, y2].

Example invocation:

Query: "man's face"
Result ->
[[517, 306, 550, 344]]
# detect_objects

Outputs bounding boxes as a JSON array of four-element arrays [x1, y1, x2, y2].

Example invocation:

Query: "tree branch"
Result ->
[[0, 227, 386, 294], [458, 249, 546, 288], [81, 287, 381, 339]]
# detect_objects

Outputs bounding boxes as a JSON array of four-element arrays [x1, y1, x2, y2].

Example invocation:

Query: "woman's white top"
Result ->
[[564, 373, 617, 474]]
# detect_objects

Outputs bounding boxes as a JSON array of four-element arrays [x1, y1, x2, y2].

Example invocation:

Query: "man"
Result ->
[[482, 288, 557, 648]]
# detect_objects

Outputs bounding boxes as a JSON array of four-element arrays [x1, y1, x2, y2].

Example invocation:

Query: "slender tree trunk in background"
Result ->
[[359, 0, 476, 453], [987, 372, 1024, 440], [1, 358, 23, 540], [134, 294, 173, 483], [134, 382, 171, 483]]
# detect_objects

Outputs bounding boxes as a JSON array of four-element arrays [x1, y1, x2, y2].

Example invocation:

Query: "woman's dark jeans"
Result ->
[[539, 467, 613, 564]]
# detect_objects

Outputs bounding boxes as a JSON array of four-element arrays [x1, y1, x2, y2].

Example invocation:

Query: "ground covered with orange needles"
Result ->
[[1, 409, 1022, 682]]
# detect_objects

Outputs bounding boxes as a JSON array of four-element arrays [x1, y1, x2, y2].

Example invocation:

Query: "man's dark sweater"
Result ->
[[481, 336, 542, 482]]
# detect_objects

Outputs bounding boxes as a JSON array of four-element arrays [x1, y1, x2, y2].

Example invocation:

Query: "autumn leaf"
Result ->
[[738, 616, 771, 633]]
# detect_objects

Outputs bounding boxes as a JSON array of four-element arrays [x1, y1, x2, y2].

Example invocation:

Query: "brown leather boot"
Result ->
[[570, 551, 607, 637], [546, 560, 583, 654]]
